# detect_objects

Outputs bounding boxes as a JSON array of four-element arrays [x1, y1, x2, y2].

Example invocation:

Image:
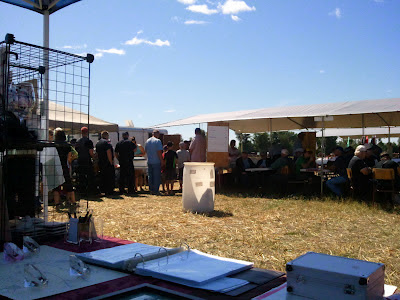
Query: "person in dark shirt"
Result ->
[[343, 146, 354, 167], [75, 127, 98, 195], [53, 128, 76, 210], [163, 141, 178, 195], [326, 146, 348, 196], [375, 152, 400, 189], [348, 145, 372, 200], [236, 151, 256, 187], [115, 131, 137, 194], [257, 152, 272, 168], [364, 144, 378, 168], [96, 131, 115, 195]]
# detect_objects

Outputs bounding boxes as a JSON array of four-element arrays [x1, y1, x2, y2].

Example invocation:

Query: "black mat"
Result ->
[[225, 283, 258, 296], [229, 268, 285, 285]]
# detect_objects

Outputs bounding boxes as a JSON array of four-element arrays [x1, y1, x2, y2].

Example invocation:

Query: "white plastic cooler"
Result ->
[[182, 162, 215, 213]]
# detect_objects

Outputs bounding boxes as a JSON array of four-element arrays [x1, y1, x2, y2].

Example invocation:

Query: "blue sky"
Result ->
[[1, 0, 399, 139]]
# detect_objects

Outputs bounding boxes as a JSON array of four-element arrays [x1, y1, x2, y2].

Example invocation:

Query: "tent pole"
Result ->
[[43, 9, 50, 222], [361, 114, 365, 138], [269, 118, 272, 149], [320, 117, 325, 197]]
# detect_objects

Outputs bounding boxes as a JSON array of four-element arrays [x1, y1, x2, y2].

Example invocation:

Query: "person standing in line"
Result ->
[[145, 130, 164, 195], [115, 131, 136, 194], [189, 128, 206, 162], [96, 131, 115, 196], [132, 136, 146, 192], [164, 141, 178, 195], [177, 141, 190, 192], [75, 127, 97, 195], [53, 128, 76, 210]]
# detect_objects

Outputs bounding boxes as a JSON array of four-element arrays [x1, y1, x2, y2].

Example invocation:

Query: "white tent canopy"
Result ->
[[49, 101, 119, 133], [154, 98, 400, 133], [316, 127, 400, 138]]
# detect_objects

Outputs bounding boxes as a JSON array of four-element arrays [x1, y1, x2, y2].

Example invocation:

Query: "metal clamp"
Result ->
[[158, 247, 169, 266], [133, 253, 145, 268]]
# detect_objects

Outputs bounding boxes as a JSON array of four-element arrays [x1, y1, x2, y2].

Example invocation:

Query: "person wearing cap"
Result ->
[[293, 148, 304, 162], [326, 146, 349, 196], [271, 149, 293, 173], [145, 130, 164, 195], [75, 126, 97, 195], [164, 141, 178, 195], [177, 141, 190, 191], [348, 145, 372, 200], [364, 144, 378, 168], [189, 128, 206, 162], [96, 131, 115, 195], [115, 131, 137, 194]]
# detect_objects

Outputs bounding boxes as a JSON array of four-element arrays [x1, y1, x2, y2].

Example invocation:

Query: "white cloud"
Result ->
[[231, 15, 241, 21], [164, 109, 176, 113], [329, 8, 342, 19], [96, 48, 126, 55], [186, 4, 218, 15], [94, 53, 103, 59], [62, 44, 87, 50], [319, 70, 325, 74], [184, 20, 208, 25], [125, 33, 171, 47], [219, 0, 255, 15], [177, 0, 196, 4]]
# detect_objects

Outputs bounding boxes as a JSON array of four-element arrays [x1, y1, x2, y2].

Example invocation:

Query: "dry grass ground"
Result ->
[[57, 191, 400, 286]]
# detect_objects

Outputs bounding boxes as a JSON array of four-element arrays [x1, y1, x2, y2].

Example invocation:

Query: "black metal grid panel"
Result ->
[[0, 39, 91, 139], [0, 37, 92, 248]]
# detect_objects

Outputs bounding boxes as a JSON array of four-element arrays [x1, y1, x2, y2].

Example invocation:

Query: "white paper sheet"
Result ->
[[0, 246, 128, 300], [77, 243, 161, 268], [385, 284, 398, 297], [207, 125, 229, 153]]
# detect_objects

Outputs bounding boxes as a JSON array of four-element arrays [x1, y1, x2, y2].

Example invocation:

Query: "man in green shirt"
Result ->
[[295, 149, 315, 175]]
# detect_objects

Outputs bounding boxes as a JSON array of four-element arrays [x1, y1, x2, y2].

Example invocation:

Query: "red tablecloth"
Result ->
[[40, 237, 286, 300]]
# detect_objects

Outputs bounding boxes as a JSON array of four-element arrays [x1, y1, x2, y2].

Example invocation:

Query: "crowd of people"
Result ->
[[50, 125, 399, 209], [49, 127, 208, 208], [228, 137, 400, 200]]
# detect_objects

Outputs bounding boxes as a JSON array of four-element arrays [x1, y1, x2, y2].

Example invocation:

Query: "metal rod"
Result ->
[[361, 114, 365, 137], [321, 117, 325, 197], [43, 10, 50, 222], [287, 117, 308, 130]]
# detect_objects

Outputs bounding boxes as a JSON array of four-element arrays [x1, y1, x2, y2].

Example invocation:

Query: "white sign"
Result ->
[[207, 125, 229, 153]]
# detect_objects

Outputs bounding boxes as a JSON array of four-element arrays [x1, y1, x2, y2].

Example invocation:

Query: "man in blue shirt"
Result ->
[[145, 130, 164, 195]]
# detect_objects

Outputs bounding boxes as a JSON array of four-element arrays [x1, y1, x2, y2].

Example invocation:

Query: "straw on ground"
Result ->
[[54, 193, 400, 286]]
